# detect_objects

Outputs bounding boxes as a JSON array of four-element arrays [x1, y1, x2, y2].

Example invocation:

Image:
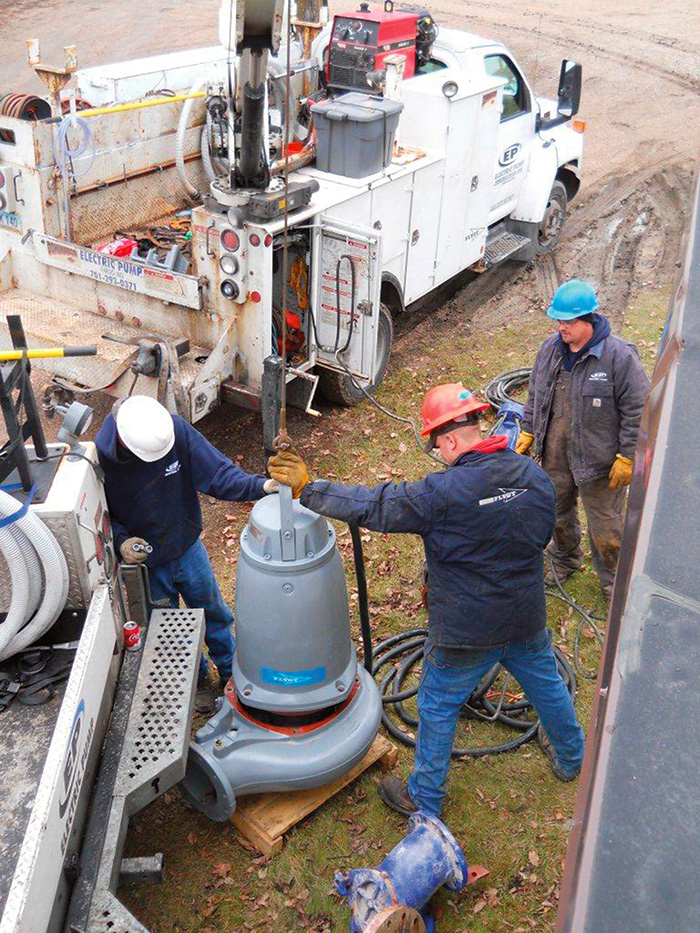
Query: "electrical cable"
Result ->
[[544, 555, 605, 679]]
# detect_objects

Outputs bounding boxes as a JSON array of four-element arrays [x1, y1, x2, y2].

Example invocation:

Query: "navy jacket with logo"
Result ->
[[95, 414, 266, 568], [301, 441, 556, 648], [521, 316, 650, 485]]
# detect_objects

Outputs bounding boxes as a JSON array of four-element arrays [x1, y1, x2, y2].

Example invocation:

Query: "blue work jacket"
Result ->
[[301, 443, 556, 648]]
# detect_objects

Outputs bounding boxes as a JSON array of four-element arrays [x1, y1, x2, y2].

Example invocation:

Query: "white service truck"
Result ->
[[0, 0, 584, 446]]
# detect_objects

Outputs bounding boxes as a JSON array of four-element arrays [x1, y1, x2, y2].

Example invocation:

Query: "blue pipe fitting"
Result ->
[[496, 400, 524, 450], [334, 811, 469, 931]]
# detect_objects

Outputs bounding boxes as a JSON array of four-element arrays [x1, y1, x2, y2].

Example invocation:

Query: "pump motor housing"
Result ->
[[180, 489, 382, 821]]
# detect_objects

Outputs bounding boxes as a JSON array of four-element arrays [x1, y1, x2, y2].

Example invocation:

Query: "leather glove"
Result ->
[[609, 454, 633, 490], [515, 431, 534, 456], [120, 536, 151, 565], [263, 478, 279, 494], [267, 450, 312, 499]]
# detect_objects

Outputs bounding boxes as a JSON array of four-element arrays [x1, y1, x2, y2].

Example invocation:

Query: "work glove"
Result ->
[[263, 478, 279, 494], [267, 450, 312, 499], [608, 454, 633, 490], [515, 431, 534, 456], [120, 537, 151, 565]]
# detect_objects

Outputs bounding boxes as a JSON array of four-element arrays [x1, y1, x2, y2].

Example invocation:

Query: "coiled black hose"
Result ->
[[484, 367, 532, 410], [371, 628, 577, 759], [350, 525, 578, 758]]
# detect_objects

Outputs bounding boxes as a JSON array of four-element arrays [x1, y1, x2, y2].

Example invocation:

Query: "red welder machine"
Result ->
[[326, 1, 439, 94]]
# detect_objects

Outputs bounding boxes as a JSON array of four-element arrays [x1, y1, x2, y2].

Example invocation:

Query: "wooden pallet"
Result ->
[[232, 735, 399, 855]]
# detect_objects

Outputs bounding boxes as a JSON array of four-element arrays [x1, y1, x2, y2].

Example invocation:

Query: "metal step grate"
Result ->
[[66, 608, 203, 933], [483, 231, 530, 267]]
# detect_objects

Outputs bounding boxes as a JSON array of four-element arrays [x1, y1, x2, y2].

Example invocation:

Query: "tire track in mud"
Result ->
[[431, 1, 700, 93]]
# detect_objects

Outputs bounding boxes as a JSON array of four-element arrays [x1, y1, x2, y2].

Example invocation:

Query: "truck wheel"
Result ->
[[537, 180, 567, 253], [319, 305, 393, 407]]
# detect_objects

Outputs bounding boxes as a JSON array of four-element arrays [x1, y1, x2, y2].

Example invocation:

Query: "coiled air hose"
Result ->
[[0, 489, 70, 662]]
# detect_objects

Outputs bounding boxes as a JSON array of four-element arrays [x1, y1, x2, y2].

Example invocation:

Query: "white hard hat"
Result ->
[[116, 396, 175, 462]]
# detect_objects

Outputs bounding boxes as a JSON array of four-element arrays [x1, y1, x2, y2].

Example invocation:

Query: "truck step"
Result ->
[[65, 607, 204, 933], [483, 231, 531, 268]]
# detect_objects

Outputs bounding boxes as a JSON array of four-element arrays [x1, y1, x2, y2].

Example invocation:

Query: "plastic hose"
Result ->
[[176, 75, 209, 200], [54, 115, 95, 238], [0, 489, 70, 662]]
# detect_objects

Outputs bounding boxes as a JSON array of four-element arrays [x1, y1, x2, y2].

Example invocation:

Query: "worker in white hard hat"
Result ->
[[95, 396, 277, 710]]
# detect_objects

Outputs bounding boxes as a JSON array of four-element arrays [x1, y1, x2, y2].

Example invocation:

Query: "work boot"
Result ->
[[195, 676, 216, 714], [378, 776, 418, 816], [544, 563, 575, 588], [538, 725, 580, 782]]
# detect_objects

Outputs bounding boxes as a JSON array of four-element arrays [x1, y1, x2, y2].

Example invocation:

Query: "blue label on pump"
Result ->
[[260, 666, 326, 687]]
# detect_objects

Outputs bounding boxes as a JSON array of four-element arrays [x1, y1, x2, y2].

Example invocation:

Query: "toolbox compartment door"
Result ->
[[311, 218, 382, 383]]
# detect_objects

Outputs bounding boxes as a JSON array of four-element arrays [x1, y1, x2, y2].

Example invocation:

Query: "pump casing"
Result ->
[[180, 488, 382, 821]]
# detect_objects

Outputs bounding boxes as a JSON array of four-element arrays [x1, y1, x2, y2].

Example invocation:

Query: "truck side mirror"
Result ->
[[557, 59, 582, 120]]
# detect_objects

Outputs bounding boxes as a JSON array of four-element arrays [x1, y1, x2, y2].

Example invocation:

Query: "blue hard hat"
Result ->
[[547, 280, 599, 320]]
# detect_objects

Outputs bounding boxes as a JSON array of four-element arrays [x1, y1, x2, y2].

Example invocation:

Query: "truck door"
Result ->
[[312, 218, 382, 383], [485, 53, 536, 224]]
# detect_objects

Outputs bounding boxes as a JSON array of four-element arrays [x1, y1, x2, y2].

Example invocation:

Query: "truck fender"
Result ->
[[511, 139, 560, 224], [380, 273, 405, 315]]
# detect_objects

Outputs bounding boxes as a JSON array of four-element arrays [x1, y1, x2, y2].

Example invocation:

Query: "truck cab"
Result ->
[[430, 28, 583, 241]]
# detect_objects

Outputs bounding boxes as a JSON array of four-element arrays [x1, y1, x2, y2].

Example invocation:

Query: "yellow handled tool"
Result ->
[[0, 345, 97, 362]]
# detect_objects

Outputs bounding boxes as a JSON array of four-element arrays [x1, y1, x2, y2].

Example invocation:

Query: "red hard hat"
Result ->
[[420, 383, 489, 437]]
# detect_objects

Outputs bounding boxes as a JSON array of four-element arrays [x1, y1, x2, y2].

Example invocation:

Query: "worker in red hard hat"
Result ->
[[268, 383, 584, 818]]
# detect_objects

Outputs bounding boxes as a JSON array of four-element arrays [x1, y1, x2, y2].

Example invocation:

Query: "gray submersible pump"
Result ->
[[180, 485, 382, 820]]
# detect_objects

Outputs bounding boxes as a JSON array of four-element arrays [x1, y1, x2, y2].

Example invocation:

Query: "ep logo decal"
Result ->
[[499, 144, 522, 167], [58, 699, 95, 855], [59, 700, 85, 819]]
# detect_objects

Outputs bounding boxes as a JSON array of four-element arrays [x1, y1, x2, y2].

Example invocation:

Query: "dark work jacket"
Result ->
[[95, 414, 266, 568], [301, 445, 556, 648], [521, 322, 650, 485]]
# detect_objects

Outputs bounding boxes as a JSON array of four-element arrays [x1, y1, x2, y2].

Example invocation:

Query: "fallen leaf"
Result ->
[[529, 850, 540, 867]]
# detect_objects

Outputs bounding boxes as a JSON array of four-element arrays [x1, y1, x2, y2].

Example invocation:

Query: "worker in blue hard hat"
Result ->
[[517, 280, 649, 598]]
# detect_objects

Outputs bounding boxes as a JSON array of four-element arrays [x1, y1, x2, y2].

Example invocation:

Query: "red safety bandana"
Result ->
[[467, 435, 509, 455]]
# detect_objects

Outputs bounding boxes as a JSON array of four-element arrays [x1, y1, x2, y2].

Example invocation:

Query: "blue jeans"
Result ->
[[408, 628, 585, 815], [148, 538, 235, 684]]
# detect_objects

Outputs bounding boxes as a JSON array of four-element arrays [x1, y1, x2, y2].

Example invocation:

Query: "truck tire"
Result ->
[[319, 305, 393, 407], [537, 180, 568, 253]]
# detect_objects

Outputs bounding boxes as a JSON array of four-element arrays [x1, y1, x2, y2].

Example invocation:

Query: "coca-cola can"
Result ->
[[124, 621, 142, 652]]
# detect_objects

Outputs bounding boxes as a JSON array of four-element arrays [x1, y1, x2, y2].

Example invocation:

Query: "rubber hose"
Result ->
[[0, 489, 70, 662], [372, 626, 576, 759], [346, 516, 577, 758], [176, 75, 208, 200], [200, 122, 216, 182], [349, 524, 373, 673]]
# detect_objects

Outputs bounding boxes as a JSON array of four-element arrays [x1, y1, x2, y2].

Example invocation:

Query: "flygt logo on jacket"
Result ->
[[165, 460, 181, 476], [479, 487, 527, 507]]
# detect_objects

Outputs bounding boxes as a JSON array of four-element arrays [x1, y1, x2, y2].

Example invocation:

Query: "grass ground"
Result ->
[[120, 284, 667, 932]]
